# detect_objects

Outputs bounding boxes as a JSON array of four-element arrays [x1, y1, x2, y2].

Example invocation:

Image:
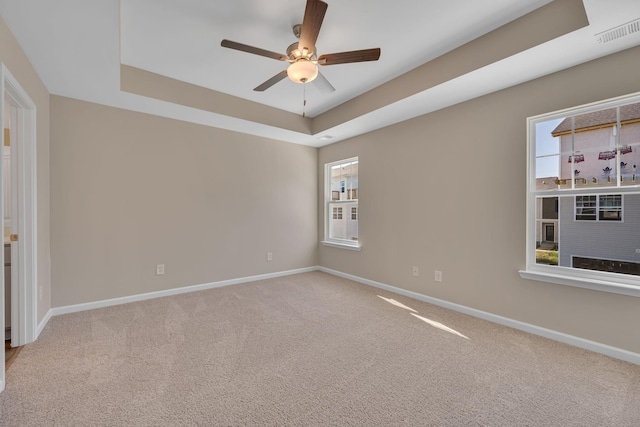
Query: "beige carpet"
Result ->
[[4, 341, 22, 370], [1, 271, 639, 426]]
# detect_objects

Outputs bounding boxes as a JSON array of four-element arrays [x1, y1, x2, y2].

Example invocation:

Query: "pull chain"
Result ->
[[302, 82, 307, 118]]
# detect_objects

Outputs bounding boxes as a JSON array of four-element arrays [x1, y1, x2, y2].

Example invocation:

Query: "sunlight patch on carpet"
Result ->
[[377, 295, 418, 312], [411, 313, 469, 339]]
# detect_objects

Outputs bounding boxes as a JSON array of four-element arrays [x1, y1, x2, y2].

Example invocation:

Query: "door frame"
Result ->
[[1, 63, 38, 393]]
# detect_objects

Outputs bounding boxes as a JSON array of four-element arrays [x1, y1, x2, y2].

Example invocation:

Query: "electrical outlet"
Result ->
[[434, 270, 443, 282], [412, 266, 419, 277], [636, 249, 640, 254], [156, 264, 165, 275], [267, 252, 273, 261]]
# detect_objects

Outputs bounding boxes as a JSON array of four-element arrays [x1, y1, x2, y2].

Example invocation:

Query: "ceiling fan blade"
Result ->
[[318, 48, 381, 66], [298, 0, 328, 54], [313, 71, 335, 94], [253, 70, 289, 92], [221, 39, 288, 61]]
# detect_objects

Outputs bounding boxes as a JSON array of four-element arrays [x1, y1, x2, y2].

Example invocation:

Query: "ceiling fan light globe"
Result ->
[[287, 60, 318, 84]]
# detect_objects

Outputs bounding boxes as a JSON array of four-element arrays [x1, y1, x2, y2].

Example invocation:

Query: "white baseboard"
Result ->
[[319, 267, 640, 366], [51, 266, 318, 316], [43, 265, 640, 365], [36, 308, 53, 338]]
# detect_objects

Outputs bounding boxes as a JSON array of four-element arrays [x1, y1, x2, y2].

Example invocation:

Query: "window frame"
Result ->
[[322, 157, 361, 251], [520, 92, 640, 297]]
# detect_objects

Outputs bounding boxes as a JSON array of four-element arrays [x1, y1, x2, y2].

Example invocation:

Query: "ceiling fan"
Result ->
[[220, 0, 381, 94]]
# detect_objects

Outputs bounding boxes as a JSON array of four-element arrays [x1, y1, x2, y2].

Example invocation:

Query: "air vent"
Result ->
[[596, 18, 640, 44]]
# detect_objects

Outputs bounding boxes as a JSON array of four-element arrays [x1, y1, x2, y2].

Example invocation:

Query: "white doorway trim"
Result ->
[[1, 63, 38, 393]]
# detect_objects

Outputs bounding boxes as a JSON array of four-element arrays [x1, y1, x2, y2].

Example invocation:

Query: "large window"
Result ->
[[521, 93, 640, 296], [323, 157, 360, 250]]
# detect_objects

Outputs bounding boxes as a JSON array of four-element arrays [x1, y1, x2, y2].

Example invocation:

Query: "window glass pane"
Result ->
[[535, 196, 558, 265], [535, 155, 564, 190], [619, 102, 640, 187], [535, 120, 562, 158], [551, 109, 619, 189], [553, 194, 637, 273], [535, 120, 563, 190], [550, 115, 573, 187], [330, 165, 343, 195], [330, 160, 358, 201], [568, 146, 617, 188], [578, 108, 618, 187], [328, 202, 358, 240], [619, 144, 640, 187], [535, 193, 635, 268]]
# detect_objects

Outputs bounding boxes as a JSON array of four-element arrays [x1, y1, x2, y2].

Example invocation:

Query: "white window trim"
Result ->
[[520, 92, 640, 297], [323, 157, 361, 251], [321, 240, 361, 251], [519, 268, 640, 297]]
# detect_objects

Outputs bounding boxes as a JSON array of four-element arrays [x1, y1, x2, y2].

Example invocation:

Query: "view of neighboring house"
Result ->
[[555, 103, 640, 184], [549, 103, 640, 275], [535, 178, 559, 248], [329, 199, 358, 241]]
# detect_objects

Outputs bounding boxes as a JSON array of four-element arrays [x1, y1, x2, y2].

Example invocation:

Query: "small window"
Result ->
[[575, 195, 597, 220], [599, 195, 622, 221], [332, 206, 343, 220], [324, 157, 359, 249]]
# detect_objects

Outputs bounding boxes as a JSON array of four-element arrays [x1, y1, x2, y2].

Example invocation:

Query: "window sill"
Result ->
[[519, 269, 640, 297], [321, 240, 361, 251]]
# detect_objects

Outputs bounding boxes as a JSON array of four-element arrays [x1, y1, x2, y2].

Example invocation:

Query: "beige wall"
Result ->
[[50, 96, 317, 306], [319, 46, 640, 354], [0, 17, 51, 324]]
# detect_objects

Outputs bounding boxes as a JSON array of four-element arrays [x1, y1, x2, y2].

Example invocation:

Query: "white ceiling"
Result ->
[[121, 0, 551, 116], [1, 0, 640, 146]]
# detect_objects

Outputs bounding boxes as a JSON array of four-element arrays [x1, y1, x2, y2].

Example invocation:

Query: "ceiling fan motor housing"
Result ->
[[286, 38, 318, 84], [287, 42, 316, 61]]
